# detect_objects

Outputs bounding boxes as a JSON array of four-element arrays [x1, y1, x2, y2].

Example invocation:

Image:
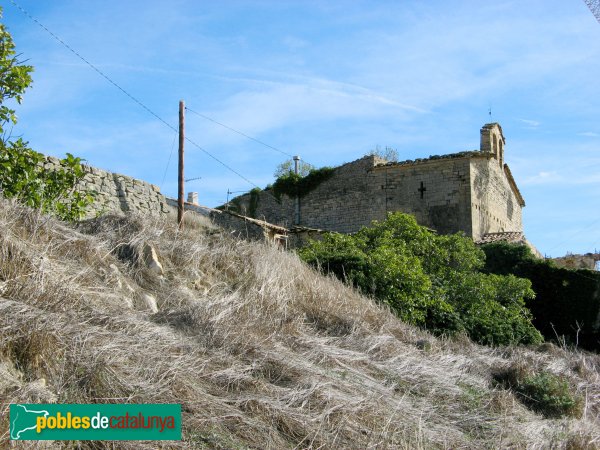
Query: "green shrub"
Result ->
[[0, 140, 95, 221], [0, 11, 93, 221], [298, 212, 543, 346], [518, 372, 582, 418], [272, 166, 335, 199], [481, 242, 600, 351], [0, 9, 33, 135], [494, 366, 582, 418], [248, 187, 261, 218]]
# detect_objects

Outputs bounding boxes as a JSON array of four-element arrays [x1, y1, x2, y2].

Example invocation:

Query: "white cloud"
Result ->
[[6, 0, 600, 256], [282, 36, 308, 50], [518, 119, 540, 128], [521, 171, 562, 186], [187, 77, 426, 152]]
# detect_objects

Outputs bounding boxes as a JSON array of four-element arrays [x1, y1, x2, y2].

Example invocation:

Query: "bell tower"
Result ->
[[480, 122, 505, 167]]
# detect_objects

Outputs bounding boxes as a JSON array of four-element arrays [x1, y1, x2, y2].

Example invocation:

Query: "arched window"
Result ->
[[498, 140, 503, 166]]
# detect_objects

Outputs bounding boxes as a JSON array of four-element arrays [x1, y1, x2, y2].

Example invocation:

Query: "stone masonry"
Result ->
[[43, 156, 170, 218], [229, 123, 526, 242]]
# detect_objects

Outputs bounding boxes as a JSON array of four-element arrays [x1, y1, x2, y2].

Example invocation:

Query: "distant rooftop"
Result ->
[[475, 231, 525, 245]]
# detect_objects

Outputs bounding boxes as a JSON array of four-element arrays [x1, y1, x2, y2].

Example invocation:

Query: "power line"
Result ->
[[184, 136, 264, 189], [185, 105, 315, 168], [8, 0, 176, 133], [160, 131, 178, 189], [9, 0, 267, 192], [546, 216, 600, 254]]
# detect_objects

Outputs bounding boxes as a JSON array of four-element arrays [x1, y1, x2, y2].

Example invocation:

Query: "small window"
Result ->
[[498, 140, 504, 166]]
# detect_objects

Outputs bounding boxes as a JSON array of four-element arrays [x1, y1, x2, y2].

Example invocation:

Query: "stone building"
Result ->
[[229, 123, 527, 243]]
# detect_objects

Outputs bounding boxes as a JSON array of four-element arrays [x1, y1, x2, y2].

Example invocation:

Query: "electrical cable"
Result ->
[[545, 216, 600, 254], [185, 105, 315, 168], [160, 131, 178, 190], [9, 0, 177, 133], [9, 0, 269, 193]]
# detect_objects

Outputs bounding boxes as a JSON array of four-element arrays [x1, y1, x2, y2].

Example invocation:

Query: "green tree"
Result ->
[[298, 212, 543, 346], [274, 159, 312, 178], [0, 9, 33, 135], [366, 145, 399, 162], [0, 8, 93, 220], [271, 165, 335, 200]]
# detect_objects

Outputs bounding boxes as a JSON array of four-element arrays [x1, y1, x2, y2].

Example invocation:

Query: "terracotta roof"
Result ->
[[475, 232, 525, 245]]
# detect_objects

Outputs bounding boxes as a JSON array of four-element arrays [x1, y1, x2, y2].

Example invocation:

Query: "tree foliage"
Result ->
[[0, 9, 93, 221], [0, 140, 94, 220], [481, 242, 600, 351], [272, 166, 335, 199], [366, 145, 399, 162], [298, 212, 542, 346], [0, 11, 33, 136], [274, 159, 312, 178]]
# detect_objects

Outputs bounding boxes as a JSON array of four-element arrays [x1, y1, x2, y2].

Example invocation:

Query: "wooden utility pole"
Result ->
[[178, 100, 185, 229], [293, 155, 300, 225]]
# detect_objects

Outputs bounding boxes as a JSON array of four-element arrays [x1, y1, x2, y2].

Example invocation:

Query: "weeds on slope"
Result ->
[[0, 198, 598, 449]]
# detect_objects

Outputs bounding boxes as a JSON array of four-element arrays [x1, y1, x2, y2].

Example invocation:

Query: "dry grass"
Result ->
[[0, 197, 598, 449]]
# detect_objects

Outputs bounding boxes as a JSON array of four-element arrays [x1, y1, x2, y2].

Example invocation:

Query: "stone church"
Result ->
[[230, 123, 528, 245]]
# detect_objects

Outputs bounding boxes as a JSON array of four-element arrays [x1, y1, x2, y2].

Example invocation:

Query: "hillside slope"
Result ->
[[0, 198, 598, 449]]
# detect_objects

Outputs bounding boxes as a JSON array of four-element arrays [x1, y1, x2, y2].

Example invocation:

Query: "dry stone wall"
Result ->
[[43, 156, 169, 218], [552, 253, 600, 270]]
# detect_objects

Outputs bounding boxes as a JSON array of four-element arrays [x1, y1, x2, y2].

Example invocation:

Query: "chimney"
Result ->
[[293, 155, 300, 175], [187, 192, 199, 205]]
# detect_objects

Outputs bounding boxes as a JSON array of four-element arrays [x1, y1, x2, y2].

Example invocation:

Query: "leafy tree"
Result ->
[[0, 140, 95, 220], [272, 166, 335, 199], [298, 212, 543, 346], [366, 145, 399, 162], [0, 8, 93, 220], [0, 10, 33, 136], [274, 159, 312, 178]]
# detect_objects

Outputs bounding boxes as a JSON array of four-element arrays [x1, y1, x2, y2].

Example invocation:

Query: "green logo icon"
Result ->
[[9, 404, 181, 441], [10, 405, 50, 440]]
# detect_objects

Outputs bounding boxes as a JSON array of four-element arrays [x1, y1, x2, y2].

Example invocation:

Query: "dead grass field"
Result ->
[[0, 198, 598, 449]]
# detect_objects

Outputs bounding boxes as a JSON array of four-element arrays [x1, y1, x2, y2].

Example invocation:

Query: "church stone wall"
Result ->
[[213, 123, 526, 241], [294, 156, 386, 233], [36, 121, 526, 244], [470, 157, 523, 241], [235, 154, 477, 236], [233, 156, 387, 233], [373, 157, 473, 236]]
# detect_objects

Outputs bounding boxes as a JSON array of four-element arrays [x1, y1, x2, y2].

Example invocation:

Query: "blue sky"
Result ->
[[2, 0, 599, 257]]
